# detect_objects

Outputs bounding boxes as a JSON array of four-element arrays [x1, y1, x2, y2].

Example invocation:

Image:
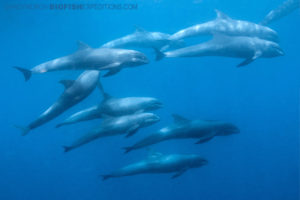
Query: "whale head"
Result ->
[[187, 155, 208, 168], [140, 113, 160, 126], [121, 49, 149, 67], [217, 123, 240, 136], [262, 40, 284, 58], [265, 41, 285, 57], [142, 98, 163, 111]]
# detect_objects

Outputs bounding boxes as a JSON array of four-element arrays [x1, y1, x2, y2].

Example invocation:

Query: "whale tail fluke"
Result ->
[[122, 147, 133, 154], [153, 48, 165, 61], [13, 66, 32, 81], [14, 125, 30, 136], [63, 146, 72, 153], [101, 174, 112, 181]]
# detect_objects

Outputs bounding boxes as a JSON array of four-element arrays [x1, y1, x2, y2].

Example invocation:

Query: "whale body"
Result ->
[[15, 70, 101, 136], [63, 112, 160, 152], [261, 0, 300, 25], [170, 10, 279, 42], [124, 114, 239, 153], [102, 152, 207, 180], [101, 27, 184, 50], [14, 42, 149, 81], [157, 34, 284, 67], [56, 81, 162, 127], [56, 96, 162, 128]]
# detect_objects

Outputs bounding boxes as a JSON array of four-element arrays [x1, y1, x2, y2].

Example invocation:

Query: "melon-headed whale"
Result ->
[[101, 27, 185, 50], [102, 152, 207, 180], [56, 82, 162, 127], [123, 114, 239, 153], [14, 42, 149, 81], [63, 112, 160, 152], [170, 10, 279, 42], [261, 0, 300, 25], [156, 34, 284, 67], [15, 70, 101, 136]]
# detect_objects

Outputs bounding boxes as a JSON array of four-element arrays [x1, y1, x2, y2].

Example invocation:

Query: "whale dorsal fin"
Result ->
[[171, 168, 187, 179], [172, 114, 190, 125], [77, 41, 91, 51], [215, 9, 232, 20], [59, 80, 75, 89], [134, 25, 147, 33], [97, 82, 112, 100], [237, 50, 262, 67]]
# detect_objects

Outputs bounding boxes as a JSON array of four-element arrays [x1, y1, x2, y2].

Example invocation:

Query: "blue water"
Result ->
[[1, 0, 299, 199]]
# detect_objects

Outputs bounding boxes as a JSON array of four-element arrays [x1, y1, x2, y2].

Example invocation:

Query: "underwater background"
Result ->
[[0, 0, 299, 199]]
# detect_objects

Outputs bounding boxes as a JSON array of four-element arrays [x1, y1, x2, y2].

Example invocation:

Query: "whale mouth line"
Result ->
[[153, 102, 163, 108]]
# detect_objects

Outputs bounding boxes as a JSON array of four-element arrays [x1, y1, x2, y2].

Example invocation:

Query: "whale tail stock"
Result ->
[[13, 66, 32, 81], [100, 174, 112, 181], [153, 48, 165, 61], [14, 125, 30, 136], [62, 146, 72, 153], [122, 146, 133, 154]]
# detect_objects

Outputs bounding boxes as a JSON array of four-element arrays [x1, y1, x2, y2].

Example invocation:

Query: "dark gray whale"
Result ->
[[102, 27, 184, 50], [15, 70, 101, 136], [156, 34, 284, 67], [63, 112, 160, 152], [261, 0, 300, 26], [124, 114, 239, 153], [56, 82, 162, 127], [170, 10, 279, 42], [102, 152, 207, 180], [14, 42, 149, 81]]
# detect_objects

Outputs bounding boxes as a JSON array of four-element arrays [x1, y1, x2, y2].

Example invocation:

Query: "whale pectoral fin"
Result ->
[[101, 62, 121, 70], [103, 68, 121, 77], [59, 80, 75, 89], [125, 124, 140, 138], [195, 136, 214, 144], [153, 48, 165, 61], [172, 114, 190, 125], [237, 51, 262, 67], [171, 169, 187, 179], [97, 81, 112, 99], [237, 58, 254, 67]]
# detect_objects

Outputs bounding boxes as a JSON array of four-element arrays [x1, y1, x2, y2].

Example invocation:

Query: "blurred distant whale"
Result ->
[[101, 27, 185, 50], [170, 10, 279, 42], [156, 34, 284, 67], [123, 114, 239, 153], [63, 112, 160, 152], [101, 152, 207, 180], [14, 42, 149, 81], [261, 0, 300, 25], [15, 70, 100, 136], [56, 82, 162, 127]]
